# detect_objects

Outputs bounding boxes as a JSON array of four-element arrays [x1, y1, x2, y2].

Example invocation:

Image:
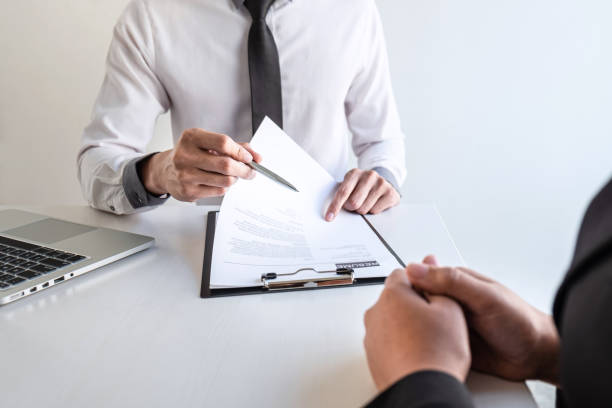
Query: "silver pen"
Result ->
[[247, 161, 299, 192]]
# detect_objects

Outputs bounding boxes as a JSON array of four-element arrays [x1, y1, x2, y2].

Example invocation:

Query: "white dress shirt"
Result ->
[[78, 0, 406, 214]]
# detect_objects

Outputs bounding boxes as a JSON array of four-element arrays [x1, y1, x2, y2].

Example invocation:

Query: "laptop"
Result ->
[[0, 209, 154, 305]]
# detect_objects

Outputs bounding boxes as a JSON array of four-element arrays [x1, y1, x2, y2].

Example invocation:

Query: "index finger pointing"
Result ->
[[325, 171, 360, 221], [189, 130, 253, 163]]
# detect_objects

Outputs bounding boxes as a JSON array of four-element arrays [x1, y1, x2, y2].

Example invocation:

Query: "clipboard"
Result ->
[[200, 211, 406, 298]]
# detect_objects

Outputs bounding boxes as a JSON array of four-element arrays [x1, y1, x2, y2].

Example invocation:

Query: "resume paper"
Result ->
[[210, 118, 402, 288]]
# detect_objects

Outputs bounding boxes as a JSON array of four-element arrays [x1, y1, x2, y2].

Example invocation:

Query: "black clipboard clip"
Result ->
[[261, 267, 355, 291]]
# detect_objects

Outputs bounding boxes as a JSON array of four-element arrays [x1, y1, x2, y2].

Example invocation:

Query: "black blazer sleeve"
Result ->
[[365, 371, 474, 408], [553, 178, 612, 408]]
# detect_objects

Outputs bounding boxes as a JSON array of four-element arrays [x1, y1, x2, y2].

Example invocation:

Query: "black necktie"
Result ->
[[244, 0, 283, 135]]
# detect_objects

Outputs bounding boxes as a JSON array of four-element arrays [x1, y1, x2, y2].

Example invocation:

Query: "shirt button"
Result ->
[[109, 205, 116, 212]]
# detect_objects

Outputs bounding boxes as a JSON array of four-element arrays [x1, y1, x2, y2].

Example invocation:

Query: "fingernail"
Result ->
[[407, 263, 428, 279], [326, 212, 335, 222], [248, 170, 256, 180], [241, 148, 253, 162]]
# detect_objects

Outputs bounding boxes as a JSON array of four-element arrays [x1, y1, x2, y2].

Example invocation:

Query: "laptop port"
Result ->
[[54, 276, 65, 284], [30, 287, 37, 293], [42, 282, 49, 288], [9, 292, 23, 301]]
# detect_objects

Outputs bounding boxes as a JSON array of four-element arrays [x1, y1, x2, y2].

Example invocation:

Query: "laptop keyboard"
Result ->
[[0, 236, 87, 290]]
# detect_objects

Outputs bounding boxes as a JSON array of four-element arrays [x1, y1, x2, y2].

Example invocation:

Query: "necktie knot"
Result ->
[[244, 0, 276, 21]]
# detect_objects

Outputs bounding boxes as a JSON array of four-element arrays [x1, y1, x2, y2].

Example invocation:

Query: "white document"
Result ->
[[210, 118, 402, 288]]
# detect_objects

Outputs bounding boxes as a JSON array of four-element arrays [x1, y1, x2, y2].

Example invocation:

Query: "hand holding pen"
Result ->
[[138, 128, 263, 202]]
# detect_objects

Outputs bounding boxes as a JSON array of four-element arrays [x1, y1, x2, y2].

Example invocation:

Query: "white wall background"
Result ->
[[1, 0, 611, 314], [378, 0, 612, 314]]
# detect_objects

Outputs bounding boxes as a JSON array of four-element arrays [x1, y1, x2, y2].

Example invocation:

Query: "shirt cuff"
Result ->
[[365, 370, 474, 408], [372, 166, 401, 194], [122, 153, 169, 210]]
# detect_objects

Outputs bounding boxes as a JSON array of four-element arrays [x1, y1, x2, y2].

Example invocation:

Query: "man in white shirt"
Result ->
[[78, 0, 406, 220]]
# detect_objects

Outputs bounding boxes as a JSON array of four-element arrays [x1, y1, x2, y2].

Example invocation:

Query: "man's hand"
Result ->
[[325, 169, 400, 221], [364, 269, 471, 392], [141, 129, 262, 202], [406, 256, 560, 385]]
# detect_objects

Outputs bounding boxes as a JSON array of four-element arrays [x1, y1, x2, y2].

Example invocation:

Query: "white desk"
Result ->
[[0, 203, 535, 407]]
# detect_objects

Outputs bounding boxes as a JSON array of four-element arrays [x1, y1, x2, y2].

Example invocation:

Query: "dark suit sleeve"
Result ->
[[553, 177, 612, 408], [365, 371, 474, 408], [555, 253, 612, 408]]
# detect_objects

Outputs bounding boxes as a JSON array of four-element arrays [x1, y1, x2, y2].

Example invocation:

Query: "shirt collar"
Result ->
[[232, 0, 293, 11]]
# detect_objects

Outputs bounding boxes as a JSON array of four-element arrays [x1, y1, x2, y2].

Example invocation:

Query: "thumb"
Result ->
[[406, 264, 494, 311], [422, 254, 438, 266], [239, 142, 263, 163]]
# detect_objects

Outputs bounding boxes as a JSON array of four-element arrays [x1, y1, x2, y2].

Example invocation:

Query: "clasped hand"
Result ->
[[364, 255, 560, 392]]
